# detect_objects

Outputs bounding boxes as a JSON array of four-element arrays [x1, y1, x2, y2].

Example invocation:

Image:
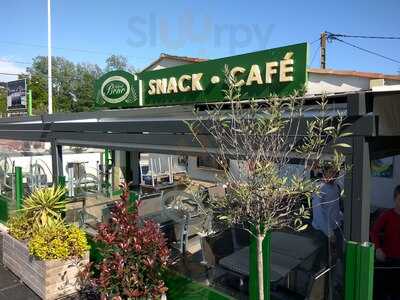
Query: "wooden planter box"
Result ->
[[2, 232, 89, 300]]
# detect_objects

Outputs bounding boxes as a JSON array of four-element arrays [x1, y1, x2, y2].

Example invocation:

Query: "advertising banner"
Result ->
[[95, 43, 308, 109], [7, 79, 27, 111]]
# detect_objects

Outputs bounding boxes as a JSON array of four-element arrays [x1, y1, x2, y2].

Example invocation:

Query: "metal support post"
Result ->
[[345, 241, 374, 300], [15, 166, 23, 210], [129, 151, 141, 187], [51, 140, 63, 186]]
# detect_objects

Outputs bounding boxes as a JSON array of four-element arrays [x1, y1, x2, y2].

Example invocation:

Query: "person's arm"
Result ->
[[371, 212, 387, 252]]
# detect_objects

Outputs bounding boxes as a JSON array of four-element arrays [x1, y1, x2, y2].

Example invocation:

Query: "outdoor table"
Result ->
[[271, 231, 321, 260], [218, 232, 321, 284], [219, 246, 302, 283], [141, 210, 175, 224]]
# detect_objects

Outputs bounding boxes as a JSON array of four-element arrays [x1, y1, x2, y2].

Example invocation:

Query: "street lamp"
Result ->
[[47, 0, 53, 114]]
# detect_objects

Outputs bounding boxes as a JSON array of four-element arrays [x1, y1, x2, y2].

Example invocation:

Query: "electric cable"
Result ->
[[331, 36, 400, 64], [327, 32, 400, 40]]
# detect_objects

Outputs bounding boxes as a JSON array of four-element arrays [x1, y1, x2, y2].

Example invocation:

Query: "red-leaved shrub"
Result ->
[[81, 183, 170, 299]]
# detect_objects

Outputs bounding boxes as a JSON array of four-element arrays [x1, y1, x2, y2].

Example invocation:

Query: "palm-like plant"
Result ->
[[23, 186, 67, 228]]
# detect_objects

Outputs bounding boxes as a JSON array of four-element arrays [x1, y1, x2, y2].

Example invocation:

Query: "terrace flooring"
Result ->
[[0, 265, 40, 300]]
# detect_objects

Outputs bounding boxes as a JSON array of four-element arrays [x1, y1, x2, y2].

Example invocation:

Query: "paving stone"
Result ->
[[0, 265, 19, 289], [0, 283, 41, 300]]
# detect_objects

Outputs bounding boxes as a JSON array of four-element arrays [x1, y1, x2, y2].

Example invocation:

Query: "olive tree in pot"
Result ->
[[186, 68, 349, 299], [80, 183, 170, 300]]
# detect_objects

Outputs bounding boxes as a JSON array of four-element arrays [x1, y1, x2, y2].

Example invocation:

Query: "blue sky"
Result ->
[[0, 0, 399, 80]]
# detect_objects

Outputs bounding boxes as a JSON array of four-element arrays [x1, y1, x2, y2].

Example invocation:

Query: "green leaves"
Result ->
[[22, 186, 67, 228], [28, 223, 89, 260], [333, 143, 351, 148]]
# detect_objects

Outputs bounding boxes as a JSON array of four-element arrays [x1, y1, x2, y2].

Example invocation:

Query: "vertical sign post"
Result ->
[[28, 90, 33, 116]]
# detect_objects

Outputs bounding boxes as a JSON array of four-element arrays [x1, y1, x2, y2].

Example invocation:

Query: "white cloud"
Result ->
[[0, 59, 26, 82]]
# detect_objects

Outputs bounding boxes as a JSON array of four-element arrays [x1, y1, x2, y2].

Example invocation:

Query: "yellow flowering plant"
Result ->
[[28, 222, 89, 260], [7, 212, 34, 241]]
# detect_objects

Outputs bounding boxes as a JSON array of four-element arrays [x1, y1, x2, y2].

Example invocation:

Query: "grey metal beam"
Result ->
[[344, 91, 372, 243], [51, 141, 63, 184], [39, 105, 197, 123], [0, 115, 42, 124], [0, 114, 376, 137], [347, 92, 366, 116], [0, 130, 51, 141], [51, 132, 216, 149], [344, 136, 371, 242], [0, 124, 45, 131], [56, 138, 214, 156], [344, 92, 377, 242], [50, 120, 200, 134], [128, 151, 140, 187]]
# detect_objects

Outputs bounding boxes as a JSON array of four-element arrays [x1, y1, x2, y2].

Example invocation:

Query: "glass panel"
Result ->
[[63, 147, 108, 228], [0, 140, 52, 220], [370, 155, 400, 299]]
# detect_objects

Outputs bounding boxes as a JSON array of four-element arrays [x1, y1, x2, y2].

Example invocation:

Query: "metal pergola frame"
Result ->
[[0, 90, 399, 243]]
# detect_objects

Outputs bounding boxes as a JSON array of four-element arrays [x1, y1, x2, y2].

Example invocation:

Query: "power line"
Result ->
[[0, 70, 88, 81], [331, 36, 400, 64], [310, 44, 321, 66], [0, 72, 27, 77], [327, 32, 400, 40], [310, 37, 321, 45], [0, 58, 31, 65], [0, 40, 150, 61]]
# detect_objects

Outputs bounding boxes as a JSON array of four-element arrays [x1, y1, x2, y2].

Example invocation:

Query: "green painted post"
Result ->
[[104, 148, 112, 166], [249, 231, 271, 300], [15, 167, 23, 210], [345, 241, 374, 300], [358, 243, 374, 300], [0, 195, 9, 223], [345, 241, 357, 300], [58, 175, 66, 188], [27, 90, 33, 116]]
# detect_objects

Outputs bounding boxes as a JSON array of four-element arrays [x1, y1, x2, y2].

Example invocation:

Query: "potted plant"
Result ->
[[186, 67, 349, 299], [80, 183, 170, 300], [2, 186, 90, 300]]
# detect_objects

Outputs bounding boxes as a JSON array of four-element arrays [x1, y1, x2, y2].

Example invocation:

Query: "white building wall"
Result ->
[[307, 73, 367, 95]]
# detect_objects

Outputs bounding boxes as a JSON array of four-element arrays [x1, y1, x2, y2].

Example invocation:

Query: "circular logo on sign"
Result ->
[[101, 76, 131, 103]]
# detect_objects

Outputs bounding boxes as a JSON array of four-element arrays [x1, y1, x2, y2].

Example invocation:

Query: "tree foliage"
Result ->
[[187, 67, 350, 299], [105, 54, 136, 73], [0, 87, 6, 116], [24, 54, 132, 114]]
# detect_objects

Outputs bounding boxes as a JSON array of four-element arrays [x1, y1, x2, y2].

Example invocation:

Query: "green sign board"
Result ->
[[95, 43, 308, 109], [95, 70, 140, 108]]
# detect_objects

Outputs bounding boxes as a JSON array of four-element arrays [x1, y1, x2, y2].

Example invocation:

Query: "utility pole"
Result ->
[[47, 0, 53, 114], [320, 31, 327, 69]]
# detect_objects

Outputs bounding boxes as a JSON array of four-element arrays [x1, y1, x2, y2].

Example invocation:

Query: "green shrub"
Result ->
[[23, 186, 66, 228], [7, 212, 34, 241], [28, 223, 89, 260]]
